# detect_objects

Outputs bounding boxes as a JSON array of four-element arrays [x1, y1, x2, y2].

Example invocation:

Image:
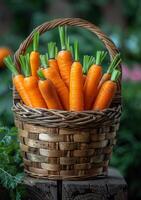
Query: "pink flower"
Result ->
[[130, 67, 141, 81], [122, 65, 131, 81], [122, 64, 141, 82]]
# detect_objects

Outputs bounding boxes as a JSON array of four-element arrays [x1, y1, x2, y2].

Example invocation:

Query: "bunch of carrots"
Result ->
[[4, 26, 121, 111]]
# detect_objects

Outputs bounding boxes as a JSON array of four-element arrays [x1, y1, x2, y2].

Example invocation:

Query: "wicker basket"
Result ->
[[13, 18, 122, 180]]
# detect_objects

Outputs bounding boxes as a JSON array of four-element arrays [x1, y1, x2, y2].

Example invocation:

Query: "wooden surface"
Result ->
[[24, 178, 57, 200], [24, 168, 127, 200]]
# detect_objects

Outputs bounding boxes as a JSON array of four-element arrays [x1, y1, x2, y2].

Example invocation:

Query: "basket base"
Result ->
[[24, 168, 108, 180]]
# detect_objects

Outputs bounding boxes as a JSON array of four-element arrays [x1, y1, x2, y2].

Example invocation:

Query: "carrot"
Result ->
[[70, 41, 84, 111], [0, 47, 12, 67], [4, 56, 32, 106], [48, 42, 60, 73], [38, 69, 63, 110], [84, 51, 107, 110], [41, 55, 69, 110], [97, 54, 121, 92], [19, 54, 47, 108], [93, 69, 121, 110], [91, 54, 121, 107], [57, 26, 73, 88], [30, 31, 40, 78]]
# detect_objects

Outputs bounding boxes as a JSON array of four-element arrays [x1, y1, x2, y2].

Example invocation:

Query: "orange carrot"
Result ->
[[93, 69, 121, 110], [84, 51, 107, 110], [91, 54, 121, 108], [40, 55, 69, 110], [48, 59, 59, 73], [30, 31, 40, 78], [48, 42, 60, 73], [57, 26, 73, 88], [20, 54, 47, 108], [4, 56, 32, 106], [0, 47, 12, 67], [97, 54, 121, 92], [38, 69, 63, 110], [70, 41, 84, 111]]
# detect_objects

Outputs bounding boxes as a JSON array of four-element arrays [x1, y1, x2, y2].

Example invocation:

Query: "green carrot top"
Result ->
[[59, 26, 71, 51], [107, 54, 121, 74], [4, 56, 19, 76], [40, 54, 48, 68], [69, 45, 74, 58], [111, 69, 121, 82], [33, 31, 40, 51], [48, 42, 57, 59], [74, 40, 80, 61], [19, 54, 31, 77], [83, 55, 95, 74], [55, 46, 58, 58], [66, 36, 72, 51], [37, 69, 46, 80], [95, 51, 107, 65]]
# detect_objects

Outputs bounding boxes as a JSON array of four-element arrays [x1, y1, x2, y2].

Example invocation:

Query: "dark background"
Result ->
[[0, 0, 141, 199]]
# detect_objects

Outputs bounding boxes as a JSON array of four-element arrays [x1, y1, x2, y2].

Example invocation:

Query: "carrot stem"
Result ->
[[55, 46, 58, 58], [59, 26, 66, 50], [4, 56, 19, 76], [24, 54, 30, 76], [19, 54, 31, 77], [37, 69, 46, 80], [74, 40, 79, 61], [107, 54, 121, 74], [48, 42, 56, 59], [70, 45, 73, 57], [111, 69, 121, 82], [95, 51, 107, 65], [59, 26, 71, 51], [33, 31, 39, 51], [65, 25, 67, 45], [66, 36, 71, 51], [19, 55, 25, 75], [40, 54, 48, 68], [83, 55, 95, 74]]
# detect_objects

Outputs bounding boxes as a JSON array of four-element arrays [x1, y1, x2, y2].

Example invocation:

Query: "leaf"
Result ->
[[0, 168, 24, 189], [16, 192, 22, 200]]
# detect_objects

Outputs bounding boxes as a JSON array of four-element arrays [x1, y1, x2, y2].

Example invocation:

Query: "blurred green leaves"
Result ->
[[111, 82, 141, 200], [0, 127, 24, 200], [0, 68, 13, 126]]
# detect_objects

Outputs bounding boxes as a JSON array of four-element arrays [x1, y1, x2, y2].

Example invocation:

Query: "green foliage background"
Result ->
[[0, 0, 141, 199]]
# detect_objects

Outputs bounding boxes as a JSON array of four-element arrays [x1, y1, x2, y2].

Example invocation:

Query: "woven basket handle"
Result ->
[[14, 18, 121, 88]]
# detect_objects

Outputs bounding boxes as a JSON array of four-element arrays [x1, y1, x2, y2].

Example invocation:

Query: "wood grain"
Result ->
[[24, 168, 127, 200]]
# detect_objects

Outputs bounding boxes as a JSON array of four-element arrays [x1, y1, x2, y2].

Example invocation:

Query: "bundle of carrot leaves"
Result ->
[[4, 27, 121, 111]]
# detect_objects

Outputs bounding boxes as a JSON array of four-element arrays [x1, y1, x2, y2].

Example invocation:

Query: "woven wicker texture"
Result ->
[[15, 119, 119, 180], [13, 18, 122, 180]]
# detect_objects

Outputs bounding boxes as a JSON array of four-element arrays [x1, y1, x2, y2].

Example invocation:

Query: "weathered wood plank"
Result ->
[[24, 168, 127, 200], [24, 177, 57, 200], [62, 168, 127, 200]]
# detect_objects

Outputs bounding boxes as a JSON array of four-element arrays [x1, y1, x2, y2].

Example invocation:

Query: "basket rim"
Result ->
[[13, 102, 121, 129]]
